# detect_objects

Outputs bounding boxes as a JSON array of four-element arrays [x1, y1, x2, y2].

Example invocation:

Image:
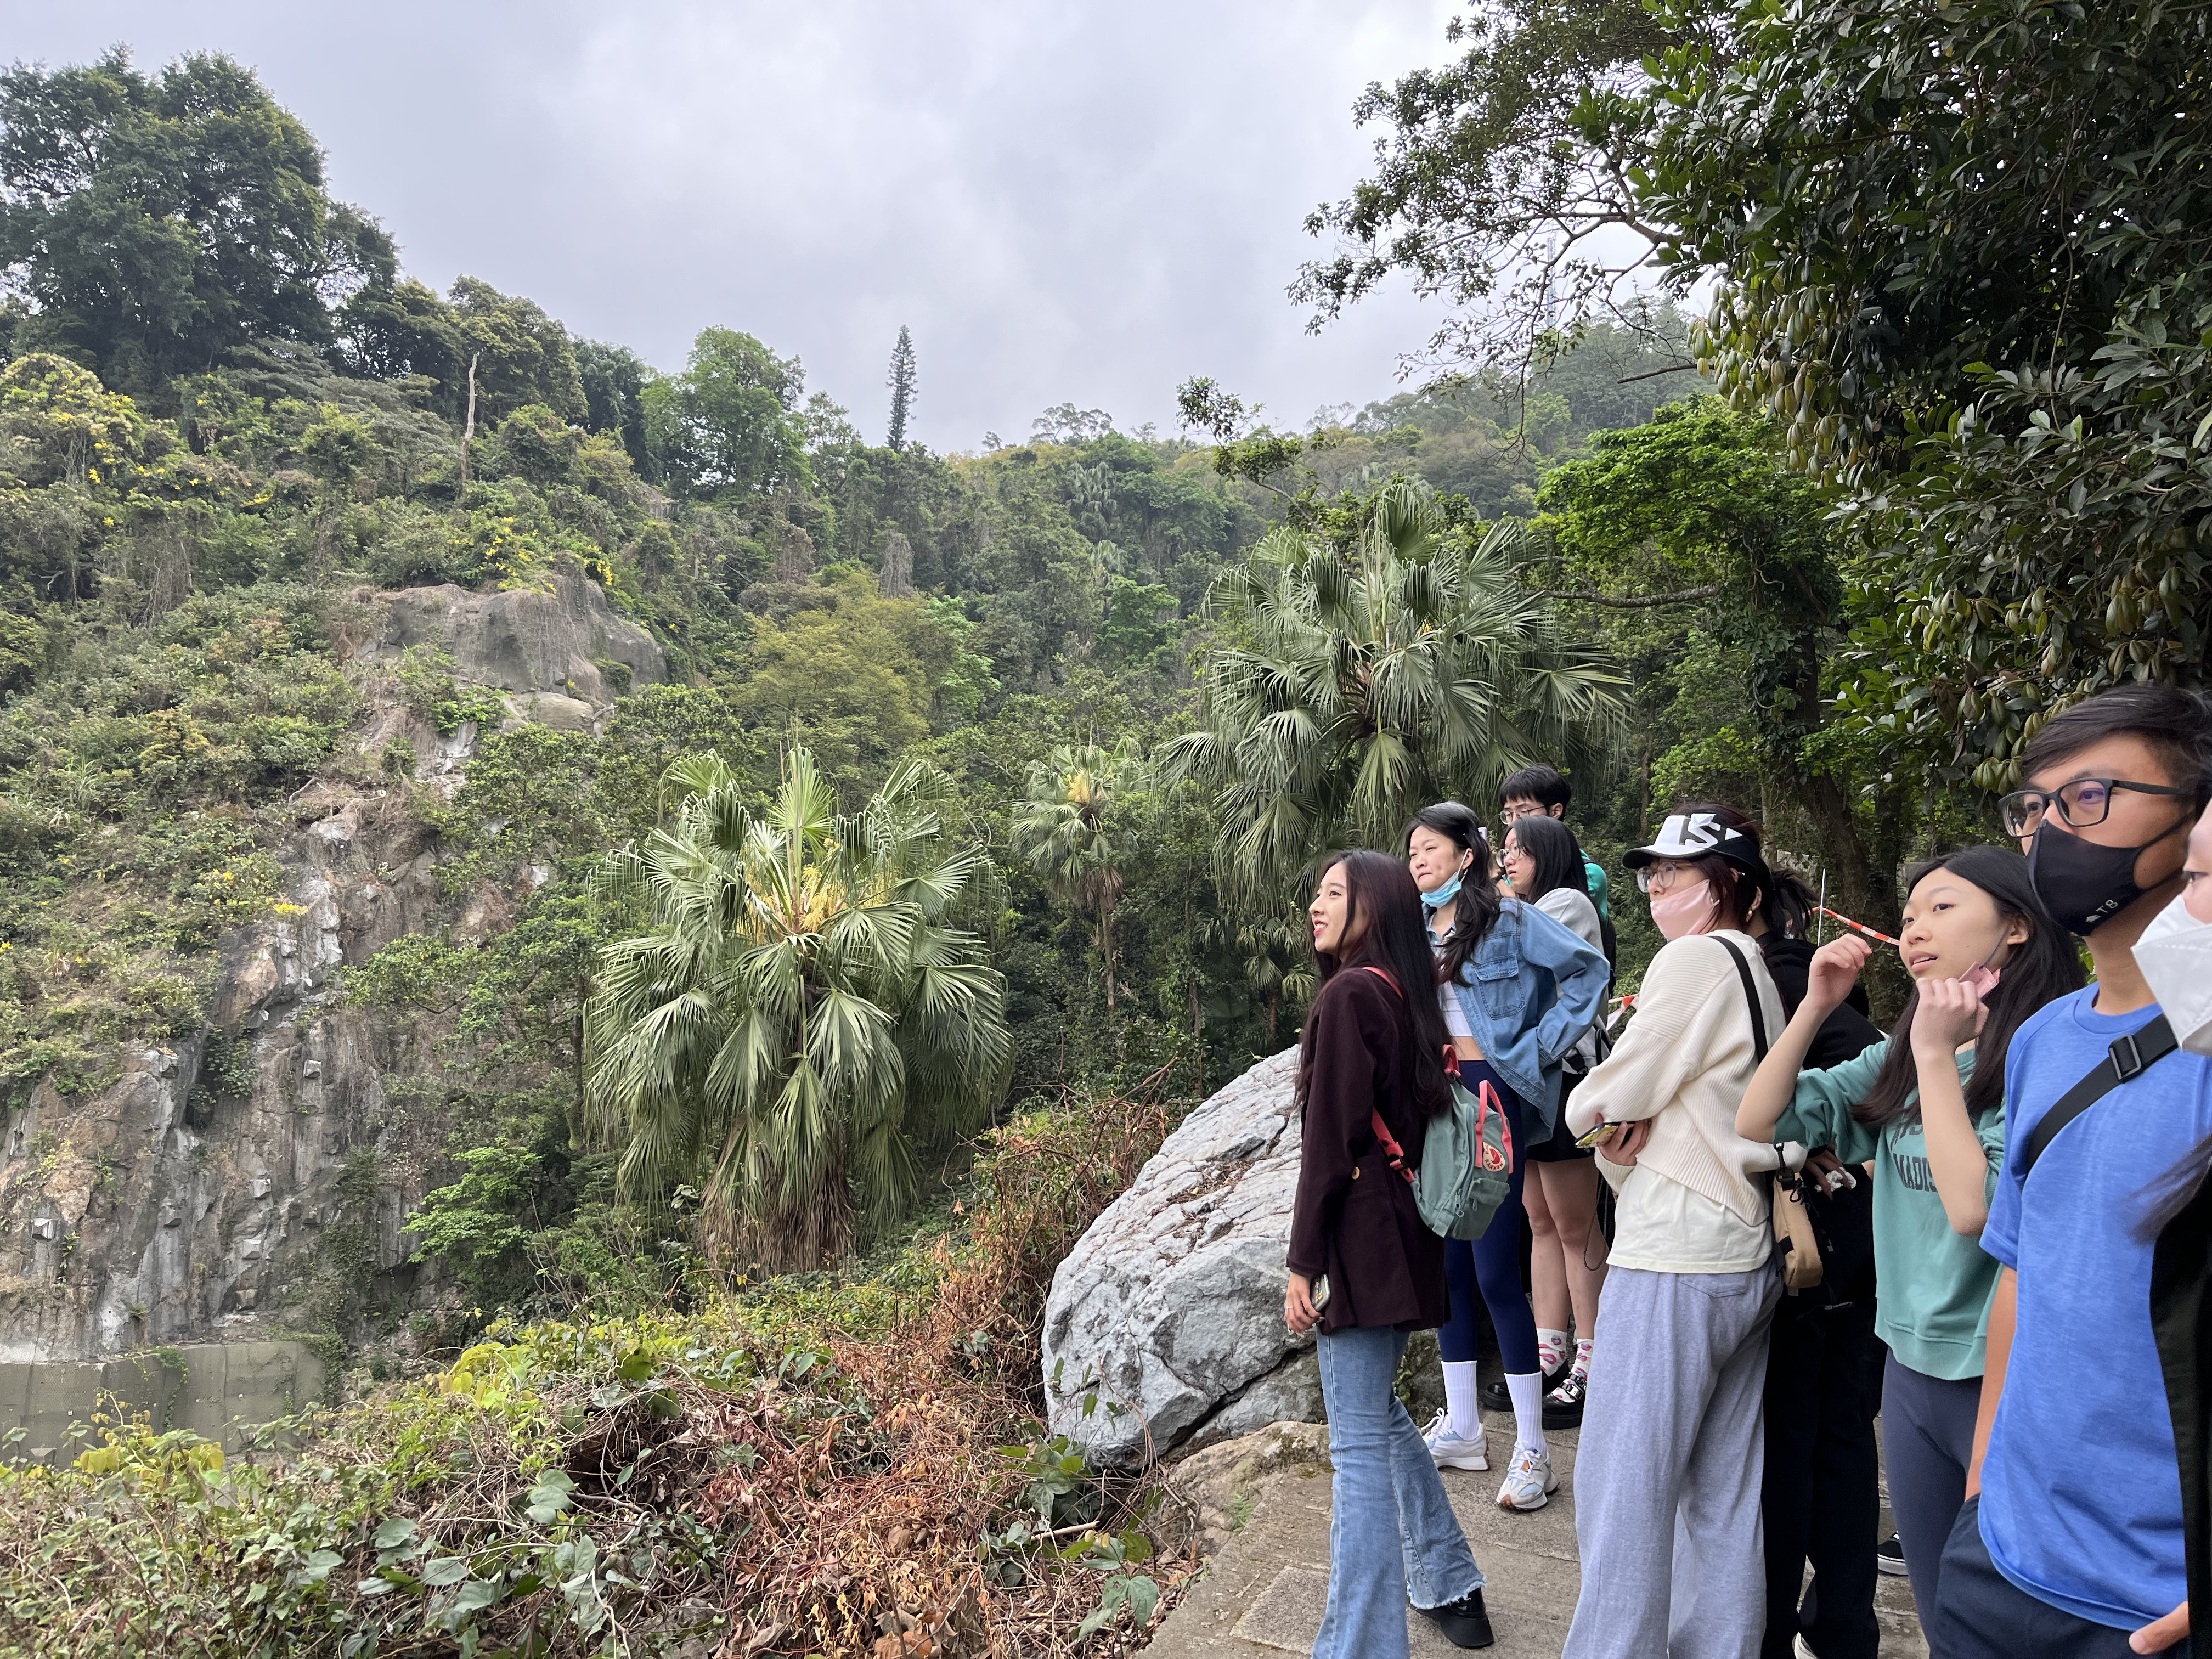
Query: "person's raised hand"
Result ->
[[2130, 1600, 2188, 1652], [1912, 974, 1987, 1058], [1284, 1273, 1320, 1335], [1806, 935, 1870, 1013]]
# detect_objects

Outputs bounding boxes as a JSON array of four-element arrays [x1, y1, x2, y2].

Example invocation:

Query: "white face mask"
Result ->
[[2135, 890, 2212, 1056]]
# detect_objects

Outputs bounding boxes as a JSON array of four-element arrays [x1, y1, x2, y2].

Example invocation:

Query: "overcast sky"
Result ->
[[4, 1, 1465, 451]]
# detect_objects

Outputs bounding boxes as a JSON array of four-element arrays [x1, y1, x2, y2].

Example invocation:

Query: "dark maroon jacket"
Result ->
[[1286, 967, 1451, 1335]]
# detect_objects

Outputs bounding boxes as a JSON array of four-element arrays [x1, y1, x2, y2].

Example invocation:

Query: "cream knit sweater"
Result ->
[[1565, 930, 1786, 1232]]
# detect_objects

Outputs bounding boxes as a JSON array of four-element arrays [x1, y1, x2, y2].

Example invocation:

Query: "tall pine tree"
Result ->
[[885, 325, 917, 451]]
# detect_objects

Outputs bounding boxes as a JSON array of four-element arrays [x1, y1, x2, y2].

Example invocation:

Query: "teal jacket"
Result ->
[[1775, 1039, 2001, 1380], [1583, 856, 1610, 923], [1440, 898, 1610, 1132]]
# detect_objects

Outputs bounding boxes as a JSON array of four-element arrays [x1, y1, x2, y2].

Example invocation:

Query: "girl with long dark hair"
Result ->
[[1496, 812, 1610, 1427], [1404, 803, 1609, 1512], [1284, 850, 1493, 1655], [1735, 845, 2084, 1633]]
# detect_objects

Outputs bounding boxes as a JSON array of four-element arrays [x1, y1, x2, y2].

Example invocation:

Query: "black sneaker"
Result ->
[[1418, 1588, 1495, 1649], [1542, 1368, 1587, 1429], [1480, 1358, 1568, 1414], [1876, 1532, 1908, 1577]]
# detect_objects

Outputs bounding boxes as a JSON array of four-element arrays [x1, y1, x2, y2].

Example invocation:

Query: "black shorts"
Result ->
[[1526, 1096, 1593, 1163]]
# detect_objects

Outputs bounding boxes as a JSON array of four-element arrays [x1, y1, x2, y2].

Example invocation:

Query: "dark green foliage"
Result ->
[[885, 324, 918, 451], [342, 275, 586, 428], [1635, 0, 2212, 788], [642, 326, 809, 499], [0, 49, 394, 395], [572, 337, 653, 471], [1534, 400, 1903, 934], [1293, 2, 1719, 370]]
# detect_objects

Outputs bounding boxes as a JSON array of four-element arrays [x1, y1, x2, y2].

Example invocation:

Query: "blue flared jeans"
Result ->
[[1313, 1324, 1486, 1659]]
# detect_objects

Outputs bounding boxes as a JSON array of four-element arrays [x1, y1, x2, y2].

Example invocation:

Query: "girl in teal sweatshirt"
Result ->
[[1735, 845, 2083, 1633]]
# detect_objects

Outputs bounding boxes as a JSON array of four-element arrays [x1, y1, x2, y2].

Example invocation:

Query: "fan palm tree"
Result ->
[[1200, 910, 1315, 1045], [1163, 478, 1623, 903], [588, 747, 1011, 1272], [1009, 741, 1143, 1011]]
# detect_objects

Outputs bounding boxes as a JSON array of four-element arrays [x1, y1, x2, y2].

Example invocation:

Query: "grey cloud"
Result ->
[[2, 0, 1454, 448]]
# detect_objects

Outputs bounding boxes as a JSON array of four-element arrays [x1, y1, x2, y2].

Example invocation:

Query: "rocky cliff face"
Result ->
[[0, 578, 663, 1364]]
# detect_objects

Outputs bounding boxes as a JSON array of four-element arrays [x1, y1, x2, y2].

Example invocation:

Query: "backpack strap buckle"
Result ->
[[2112, 1030, 2149, 1081]]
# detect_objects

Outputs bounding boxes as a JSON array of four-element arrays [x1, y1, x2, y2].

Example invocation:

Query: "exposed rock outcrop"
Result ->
[[368, 573, 665, 708], [0, 789, 445, 1362], [1041, 1049, 1323, 1464], [0, 575, 664, 1365]]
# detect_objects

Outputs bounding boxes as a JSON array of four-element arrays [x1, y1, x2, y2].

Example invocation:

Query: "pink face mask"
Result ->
[[1649, 878, 1717, 940]]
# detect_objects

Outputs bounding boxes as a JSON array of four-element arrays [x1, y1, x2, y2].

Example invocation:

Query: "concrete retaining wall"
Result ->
[[0, 1339, 328, 1462]]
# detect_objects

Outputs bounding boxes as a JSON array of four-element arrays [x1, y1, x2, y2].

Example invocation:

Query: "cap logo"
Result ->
[[1652, 812, 1733, 854]]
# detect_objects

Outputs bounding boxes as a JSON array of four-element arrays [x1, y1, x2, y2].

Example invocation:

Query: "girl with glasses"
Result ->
[[1497, 814, 1611, 1429], [1560, 805, 1792, 1659]]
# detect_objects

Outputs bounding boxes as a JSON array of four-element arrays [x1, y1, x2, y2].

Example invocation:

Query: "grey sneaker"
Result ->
[[1421, 1407, 1489, 1471], [1495, 1442, 1558, 1511]]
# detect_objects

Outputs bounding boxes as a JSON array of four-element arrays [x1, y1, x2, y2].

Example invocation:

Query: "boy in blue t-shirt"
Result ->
[[1929, 685, 2212, 1658]]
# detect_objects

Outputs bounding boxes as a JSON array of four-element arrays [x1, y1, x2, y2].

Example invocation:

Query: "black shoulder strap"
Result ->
[[2022, 1014, 2178, 1178], [1713, 935, 1770, 1062]]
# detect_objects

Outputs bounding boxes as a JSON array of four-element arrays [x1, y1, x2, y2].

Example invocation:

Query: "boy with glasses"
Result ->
[[1928, 684, 2212, 1657], [1500, 764, 1610, 922]]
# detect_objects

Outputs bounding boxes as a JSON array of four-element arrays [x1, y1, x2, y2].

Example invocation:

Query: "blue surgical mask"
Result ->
[[1421, 871, 1464, 912]]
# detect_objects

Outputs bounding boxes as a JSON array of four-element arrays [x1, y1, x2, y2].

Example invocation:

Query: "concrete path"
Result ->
[[1148, 1403, 1928, 1658]]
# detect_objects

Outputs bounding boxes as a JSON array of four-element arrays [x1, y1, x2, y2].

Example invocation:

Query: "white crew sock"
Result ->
[[1572, 1336, 1594, 1379], [1505, 1370, 1547, 1455], [1441, 1360, 1481, 1440], [1537, 1327, 1570, 1375]]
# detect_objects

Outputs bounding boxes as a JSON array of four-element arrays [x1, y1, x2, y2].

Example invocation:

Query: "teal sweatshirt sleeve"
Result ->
[[1774, 1039, 1889, 1164]]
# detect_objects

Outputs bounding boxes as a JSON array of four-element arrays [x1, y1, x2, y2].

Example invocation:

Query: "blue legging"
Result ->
[[1438, 1059, 1539, 1375]]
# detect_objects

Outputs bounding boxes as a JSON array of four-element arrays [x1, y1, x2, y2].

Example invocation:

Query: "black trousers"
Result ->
[[1927, 1497, 2138, 1658], [1760, 1176, 1881, 1659]]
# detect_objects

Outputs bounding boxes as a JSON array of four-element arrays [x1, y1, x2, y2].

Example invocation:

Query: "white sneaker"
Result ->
[[1421, 1407, 1488, 1471], [1495, 1443, 1557, 1511], [1792, 1637, 1820, 1659]]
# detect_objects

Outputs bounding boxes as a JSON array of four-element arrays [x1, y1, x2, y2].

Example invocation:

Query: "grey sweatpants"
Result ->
[[1563, 1263, 1782, 1659]]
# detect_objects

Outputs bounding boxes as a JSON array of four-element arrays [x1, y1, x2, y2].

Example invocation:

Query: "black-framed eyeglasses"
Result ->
[[1997, 777, 2194, 838]]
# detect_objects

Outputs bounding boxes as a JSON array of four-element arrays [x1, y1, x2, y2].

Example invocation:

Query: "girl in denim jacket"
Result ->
[[1405, 801, 1610, 1510]]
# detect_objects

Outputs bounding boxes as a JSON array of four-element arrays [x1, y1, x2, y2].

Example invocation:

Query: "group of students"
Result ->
[[1283, 684, 2212, 1659]]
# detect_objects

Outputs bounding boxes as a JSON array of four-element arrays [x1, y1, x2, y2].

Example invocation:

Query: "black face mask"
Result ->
[[2027, 817, 2186, 936]]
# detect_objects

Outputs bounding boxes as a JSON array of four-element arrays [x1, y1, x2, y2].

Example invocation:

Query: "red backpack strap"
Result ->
[[1369, 1107, 1414, 1181], [1354, 964, 1417, 1182]]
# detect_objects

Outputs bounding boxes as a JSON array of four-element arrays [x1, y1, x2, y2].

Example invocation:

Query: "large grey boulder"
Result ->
[[1042, 1049, 1324, 1464]]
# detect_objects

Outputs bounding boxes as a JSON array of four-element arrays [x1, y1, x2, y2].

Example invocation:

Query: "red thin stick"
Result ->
[[1818, 905, 1900, 946]]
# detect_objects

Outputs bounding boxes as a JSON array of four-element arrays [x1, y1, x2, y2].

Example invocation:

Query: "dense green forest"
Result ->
[[0, 50, 1784, 1312], [5, 24, 2200, 1324]]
